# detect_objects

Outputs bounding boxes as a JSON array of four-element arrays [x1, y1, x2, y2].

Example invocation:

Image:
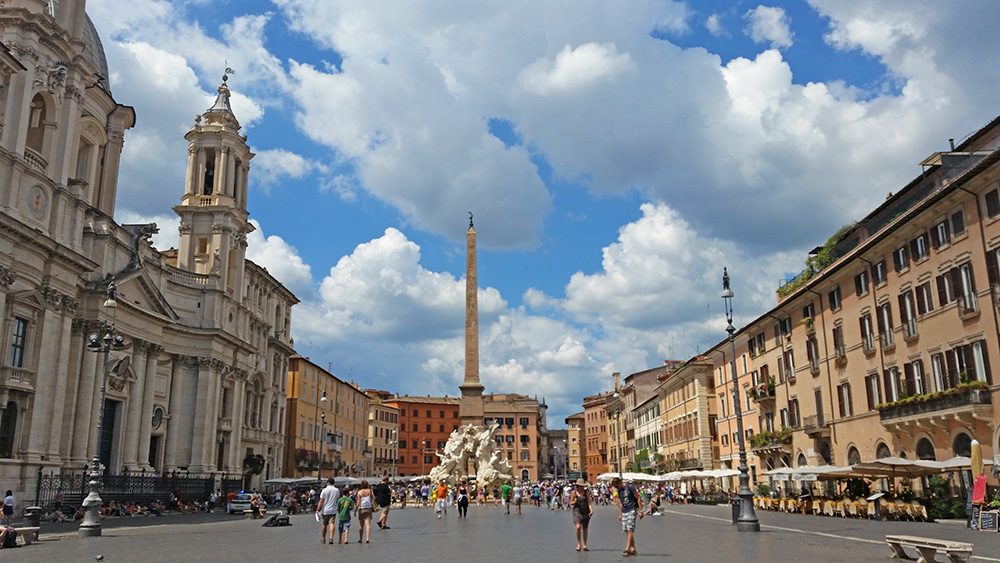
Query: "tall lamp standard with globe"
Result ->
[[722, 268, 760, 532], [80, 282, 129, 537]]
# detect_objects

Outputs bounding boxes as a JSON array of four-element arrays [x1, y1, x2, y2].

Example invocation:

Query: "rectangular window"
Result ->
[[719, 395, 726, 418], [959, 262, 977, 313], [832, 325, 845, 357], [9, 317, 27, 368], [837, 383, 852, 418], [779, 408, 789, 428], [915, 281, 934, 316], [855, 270, 869, 296], [872, 260, 887, 285], [806, 339, 819, 373], [782, 349, 795, 380], [987, 187, 1000, 219], [426, 424, 431, 432], [910, 234, 929, 261], [802, 302, 815, 321], [828, 286, 841, 311], [780, 317, 792, 336], [883, 367, 901, 403], [426, 410, 431, 417], [937, 271, 956, 305], [898, 291, 917, 339], [932, 219, 951, 249], [951, 209, 966, 237], [877, 303, 894, 347], [932, 353, 946, 392], [860, 314, 875, 352], [789, 398, 800, 428], [521, 451, 529, 461], [519, 417, 529, 427], [893, 246, 910, 273], [865, 374, 881, 410], [439, 424, 444, 432]]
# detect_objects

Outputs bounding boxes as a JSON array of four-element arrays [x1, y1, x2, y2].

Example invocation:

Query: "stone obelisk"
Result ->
[[459, 213, 485, 427]]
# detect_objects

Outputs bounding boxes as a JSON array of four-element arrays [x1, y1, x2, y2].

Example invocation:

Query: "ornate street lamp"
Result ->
[[611, 393, 623, 479], [722, 268, 760, 532], [318, 390, 327, 481], [389, 430, 398, 477], [80, 282, 129, 537]]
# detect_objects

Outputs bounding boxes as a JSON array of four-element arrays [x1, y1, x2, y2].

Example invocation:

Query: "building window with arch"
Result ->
[[953, 433, 972, 457], [916, 438, 936, 461], [875, 442, 891, 459], [847, 447, 861, 465]]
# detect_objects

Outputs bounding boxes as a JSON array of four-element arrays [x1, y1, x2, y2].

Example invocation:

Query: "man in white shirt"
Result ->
[[316, 478, 340, 544], [512, 483, 523, 515]]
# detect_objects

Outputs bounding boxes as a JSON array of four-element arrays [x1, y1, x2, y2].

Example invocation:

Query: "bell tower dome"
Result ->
[[173, 75, 254, 295]]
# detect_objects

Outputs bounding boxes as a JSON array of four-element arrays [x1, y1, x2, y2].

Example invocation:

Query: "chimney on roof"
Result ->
[[949, 138, 956, 151]]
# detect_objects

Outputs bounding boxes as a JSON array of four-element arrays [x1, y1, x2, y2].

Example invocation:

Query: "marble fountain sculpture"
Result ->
[[428, 423, 513, 489]]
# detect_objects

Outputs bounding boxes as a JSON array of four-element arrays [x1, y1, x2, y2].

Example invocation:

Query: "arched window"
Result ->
[[0, 402, 17, 458], [953, 433, 972, 457], [916, 438, 936, 460], [26, 94, 46, 153], [847, 447, 861, 465], [797, 453, 807, 467], [875, 442, 891, 459]]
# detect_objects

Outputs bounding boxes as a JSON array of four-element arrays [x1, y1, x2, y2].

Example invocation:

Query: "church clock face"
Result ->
[[27, 186, 48, 219]]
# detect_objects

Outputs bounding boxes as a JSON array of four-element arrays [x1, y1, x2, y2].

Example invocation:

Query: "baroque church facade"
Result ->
[[0, 0, 297, 498]]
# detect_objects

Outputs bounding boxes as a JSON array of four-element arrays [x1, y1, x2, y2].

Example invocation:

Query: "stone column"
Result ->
[[199, 362, 222, 472], [65, 320, 94, 463], [47, 302, 76, 465], [229, 377, 246, 474], [121, 340, 148, 469], [137, 346, 160, 470], [184, 146, 196, 196], [189, 357, 213, 472], [163, 355, 184, 471], [213, 148, 226, 195], [25, 306, 62, 461]]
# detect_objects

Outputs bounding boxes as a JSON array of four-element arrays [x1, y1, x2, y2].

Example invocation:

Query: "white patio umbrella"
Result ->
[[849, 457, 941, 478]]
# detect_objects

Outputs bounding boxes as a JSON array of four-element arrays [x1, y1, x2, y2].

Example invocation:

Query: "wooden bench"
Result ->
[[16, 526, 40, 546], [886, 535, 973, 563]]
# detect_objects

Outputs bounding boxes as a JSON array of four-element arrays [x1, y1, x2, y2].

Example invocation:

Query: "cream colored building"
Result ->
[[368, 398, 399, 477], [658, 356, 717, 472], [710, 114, 1000, 484], [565, 411, 586, 479], [0, 0, 297, 499]]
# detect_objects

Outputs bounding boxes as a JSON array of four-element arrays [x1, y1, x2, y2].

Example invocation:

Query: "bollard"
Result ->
[[731, 497, 740, 524]]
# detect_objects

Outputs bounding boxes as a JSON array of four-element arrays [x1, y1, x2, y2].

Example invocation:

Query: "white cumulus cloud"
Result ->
[[744, 5, 794, 49]]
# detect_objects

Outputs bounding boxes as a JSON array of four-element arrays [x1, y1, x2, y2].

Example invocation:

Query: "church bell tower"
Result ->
[[173, 75, 254, 293]]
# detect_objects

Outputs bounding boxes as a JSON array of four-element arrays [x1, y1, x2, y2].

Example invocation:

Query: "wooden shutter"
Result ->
[[903, 363, 915, 396], [937, 274, 948, 305], [865, 377, 875, 410]]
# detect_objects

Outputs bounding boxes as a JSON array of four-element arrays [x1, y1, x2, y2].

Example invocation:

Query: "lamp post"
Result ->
[[562, 439, 567, 479], [318, 390, 327, 481], [80, 282, 128, 537], [722, 267, 760, 532], [389, 430, 398, 478]]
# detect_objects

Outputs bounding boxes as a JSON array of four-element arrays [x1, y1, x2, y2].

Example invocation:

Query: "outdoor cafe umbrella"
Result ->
[[849, 457, 941, 479], [971, 440, 984, 476]]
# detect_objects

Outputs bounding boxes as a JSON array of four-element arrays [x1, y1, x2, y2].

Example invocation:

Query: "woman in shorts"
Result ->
[[570, 479, 592, 551], [355, 480, 374, 543]]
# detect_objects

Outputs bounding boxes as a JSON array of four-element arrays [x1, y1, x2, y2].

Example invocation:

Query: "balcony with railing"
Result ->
[[23, 147, 47, 173], [749, 429, 792, 454], [801, 414, 829, 438], [862, 334, 876, 354], [0, 366, 36, 394], [878, 383, 991, 426]]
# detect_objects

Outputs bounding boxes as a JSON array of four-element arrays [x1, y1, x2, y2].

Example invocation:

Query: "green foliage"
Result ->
[[777, 223, 856, 298], [928, 475, 950, 499], [756, 483, 772, 497]]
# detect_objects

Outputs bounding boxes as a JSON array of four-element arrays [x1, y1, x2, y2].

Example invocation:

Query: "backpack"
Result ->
[[2, 529, 16, 548]]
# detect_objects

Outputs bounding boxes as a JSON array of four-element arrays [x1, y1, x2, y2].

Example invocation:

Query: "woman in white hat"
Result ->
[[570, 479, 593, 551]]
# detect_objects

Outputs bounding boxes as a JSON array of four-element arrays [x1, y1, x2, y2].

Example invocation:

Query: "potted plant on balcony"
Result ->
[[294, 448, 320, 470], [242, 453, 265, 476]]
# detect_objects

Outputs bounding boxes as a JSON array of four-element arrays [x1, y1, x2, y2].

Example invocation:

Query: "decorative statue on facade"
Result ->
[[428, 423, 512, 490]]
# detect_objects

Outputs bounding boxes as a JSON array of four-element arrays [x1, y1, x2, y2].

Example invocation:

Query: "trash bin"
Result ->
[[23, 505, 42, 529], [730, 497, 740, 524]]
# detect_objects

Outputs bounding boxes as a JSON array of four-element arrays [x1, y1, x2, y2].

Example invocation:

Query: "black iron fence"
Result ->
[[34, 470, 244, 509]]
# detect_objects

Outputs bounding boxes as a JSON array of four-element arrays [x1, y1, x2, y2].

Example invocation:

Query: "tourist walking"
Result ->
[[337, 486, 355, 545], [375, 476, 392, 529], [456, 481, 470, 518], [316, 477, 341, 544], [1, 490, 12, 526], [612, 477, 642, 556], [571, 479, 592, 551], [434, 482, 448, 518], [356, 480, 374, 543], [500, 481, 512, 515], [513, 481, 523, 515]]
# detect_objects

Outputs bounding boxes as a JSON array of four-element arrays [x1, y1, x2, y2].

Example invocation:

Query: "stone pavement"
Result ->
[[6, 502, 1000, 562]]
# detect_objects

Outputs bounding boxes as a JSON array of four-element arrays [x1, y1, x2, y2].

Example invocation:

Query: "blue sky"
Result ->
[[90, 0, 1000, 424]]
